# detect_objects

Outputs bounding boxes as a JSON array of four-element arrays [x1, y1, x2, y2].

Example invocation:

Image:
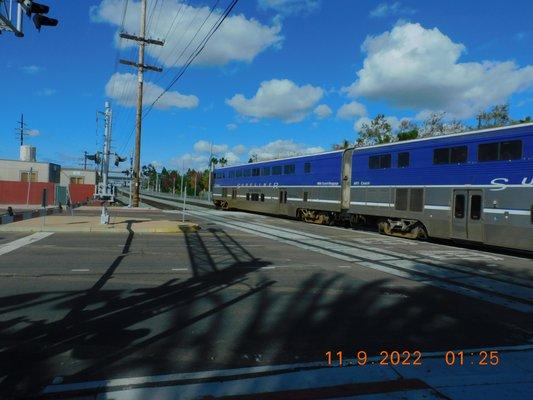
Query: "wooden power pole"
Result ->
[[119, 0, 164, 207]]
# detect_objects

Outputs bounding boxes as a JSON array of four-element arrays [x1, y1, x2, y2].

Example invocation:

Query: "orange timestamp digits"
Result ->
[[444, 350, 500, 366], [325, 350, 423, 367]]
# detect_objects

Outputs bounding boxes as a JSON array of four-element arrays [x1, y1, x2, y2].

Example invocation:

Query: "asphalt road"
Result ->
[[0, 206, 532, 398]]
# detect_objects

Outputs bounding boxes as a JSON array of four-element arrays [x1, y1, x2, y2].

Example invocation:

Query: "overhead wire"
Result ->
[[118, 0, 240, 155]]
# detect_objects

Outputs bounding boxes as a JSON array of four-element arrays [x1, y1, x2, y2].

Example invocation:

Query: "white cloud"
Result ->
[[106, 72, 198, 109], [258, 0, 320, 16], [92, 0, 283, 67], [345, 22, 533, 118], [248, 139, 324, 161], [353, 116, 404, 133], [27, 129, 40, 137], [232, 144, 246, 155], [221, 151, 240, 165], [21, 65, 44, 74], [226, 123, 238, 131], [337, 101, 367, 119], [36, 88, 57, 96], [369, 2, 416, 18], [314, 104, 332, 119], [193, 140, 228, 154], [171, 153, 209, 171], [227, 79, 324, 123]]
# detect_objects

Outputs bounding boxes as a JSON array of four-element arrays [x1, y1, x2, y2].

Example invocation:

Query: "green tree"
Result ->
[[219, 157, 228, 166], [357, 114, 393, 146], [396, 120, 419, 141]]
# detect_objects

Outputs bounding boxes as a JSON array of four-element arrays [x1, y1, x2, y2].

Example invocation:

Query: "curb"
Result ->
[[0, 207, 65, 226]]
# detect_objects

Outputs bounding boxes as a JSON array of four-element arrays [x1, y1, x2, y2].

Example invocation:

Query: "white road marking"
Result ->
[[338, 265, 351, 268], [71, 269, 90, 272], [171, 268, 188, 271], [261, 266, 276, 269], [0, 232, 54, 256]]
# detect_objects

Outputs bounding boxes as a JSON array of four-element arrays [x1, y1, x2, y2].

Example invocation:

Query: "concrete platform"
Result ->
[[0, 214, 199, 233]]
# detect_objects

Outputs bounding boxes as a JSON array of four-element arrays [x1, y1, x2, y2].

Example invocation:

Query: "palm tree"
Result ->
[[219, 157, 228, 166]]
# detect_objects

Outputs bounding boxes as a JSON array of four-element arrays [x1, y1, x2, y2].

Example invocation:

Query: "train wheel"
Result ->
[[377, 219, 391, 235], [412, 223, 428, 240]]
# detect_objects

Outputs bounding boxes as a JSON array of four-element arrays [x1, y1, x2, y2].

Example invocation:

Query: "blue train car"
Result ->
[[213, 123, 533, 251]]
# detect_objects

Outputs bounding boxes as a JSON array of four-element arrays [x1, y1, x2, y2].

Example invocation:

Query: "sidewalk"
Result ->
[[0, 214, 199, 233]]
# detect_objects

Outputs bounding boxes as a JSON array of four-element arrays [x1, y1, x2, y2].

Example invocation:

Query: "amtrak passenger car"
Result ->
[[213, 123, 533, 252]]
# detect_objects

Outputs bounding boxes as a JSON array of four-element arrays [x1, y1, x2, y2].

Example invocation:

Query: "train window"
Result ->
[[478, 142, 499, 162], [272, 166, 282, 175], [232, 189, 237, 199], [531, 205, 533, 224], [222, 188, 228, 198], [397, 152, 410, 168], [246, 193, 250, 201], [251, 193, 259, 201], [369, 155, 380, 169], [450, 146, 468, 164], [304, 162, 311, 173], [279, 191, 283, 203], [284, 164, 295, 174], [395, 188, 408, 211], [381, 154, 391, 168], [303, 192, 308, 202], [500, 140, 522, 160], [236, 170, 242, 177], [433, 148, 449, 164], [261, 167, 270, 176], [454, 195, 465, 218], [409, 188, 424, 212], [369, 154, 391, 169], [284, 191, 288, 203], [260, 194, 265, 202], [470, 195, 482, 220], [243, 169, 251, 177], [252, 168, 260, 176], [228, 171, 234, 178]]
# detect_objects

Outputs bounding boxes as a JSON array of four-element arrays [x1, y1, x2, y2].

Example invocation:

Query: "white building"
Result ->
[[0, 159, 61, 183], [60, 168, 97, 186]]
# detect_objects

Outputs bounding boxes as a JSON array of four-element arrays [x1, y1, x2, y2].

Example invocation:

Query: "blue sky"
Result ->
[[2, 0, 532, 171]]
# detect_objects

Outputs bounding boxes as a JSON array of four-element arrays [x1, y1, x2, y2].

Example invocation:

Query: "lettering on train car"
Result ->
[[490, 177, 533, 191]]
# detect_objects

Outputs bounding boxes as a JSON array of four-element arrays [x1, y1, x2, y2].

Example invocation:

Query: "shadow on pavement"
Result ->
[[0, 225, 530, 399]]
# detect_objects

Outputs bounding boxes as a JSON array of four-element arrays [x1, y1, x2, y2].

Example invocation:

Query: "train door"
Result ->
[[451, 189, 483, 242], [341, 149, 353, 209], [278, 188, 288, 214]]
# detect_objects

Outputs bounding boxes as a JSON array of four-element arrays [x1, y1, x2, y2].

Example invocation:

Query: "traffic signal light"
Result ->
[[114, 154, 127, 167], [33, 14, 58, 31], [22, 1, 58, 32]]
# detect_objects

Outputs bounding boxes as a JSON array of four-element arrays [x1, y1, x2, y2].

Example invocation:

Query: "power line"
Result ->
[[117, 0, 240, 157], [145, 0, 238, 118]]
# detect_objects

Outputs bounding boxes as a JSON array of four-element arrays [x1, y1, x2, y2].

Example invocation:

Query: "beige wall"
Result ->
[[60, 168, 96, 186], [0, 159, 54, 182]]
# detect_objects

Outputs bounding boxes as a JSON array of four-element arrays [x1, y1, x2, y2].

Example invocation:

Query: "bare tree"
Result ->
[[357, 114, 394, 146], [419, 112, 447, 137], [476, 104, 510, 128]]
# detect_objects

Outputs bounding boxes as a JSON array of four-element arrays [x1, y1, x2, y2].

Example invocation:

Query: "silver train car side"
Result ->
[[212, 123, 533, 252]]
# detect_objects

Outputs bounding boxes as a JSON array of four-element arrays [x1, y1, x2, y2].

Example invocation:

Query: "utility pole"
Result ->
[[16, 113, 28, 146], [119, 0, 164, 207], [207, 142, 213, 202], [128, 152, 133, 207]]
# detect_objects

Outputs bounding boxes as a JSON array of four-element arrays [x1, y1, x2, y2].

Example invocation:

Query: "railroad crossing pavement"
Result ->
[[0, 206, 531, 398]]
